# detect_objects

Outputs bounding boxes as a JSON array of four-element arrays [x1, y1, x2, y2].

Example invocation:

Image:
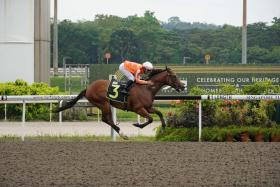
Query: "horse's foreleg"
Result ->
[[102, 114, 120, 132], [148, 107, 166, 132], [133, 108, 153, 129], [100, 106, 128, 140]]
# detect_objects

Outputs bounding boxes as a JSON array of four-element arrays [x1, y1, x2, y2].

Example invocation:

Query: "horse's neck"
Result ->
[[150, 73, 168, 95]]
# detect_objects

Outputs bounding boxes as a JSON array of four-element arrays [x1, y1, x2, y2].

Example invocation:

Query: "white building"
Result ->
[[0, 0, 50, 84]]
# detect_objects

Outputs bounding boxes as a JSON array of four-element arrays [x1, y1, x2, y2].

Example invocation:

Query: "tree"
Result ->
[[248, 22, 270, 48], [57, 20, 99, 65], [248, 46, 269, 64], [266, 46, 280, 64], [54, 15, 280, 65], [181, 42, 203, 64], [108, 29, 139, 62]]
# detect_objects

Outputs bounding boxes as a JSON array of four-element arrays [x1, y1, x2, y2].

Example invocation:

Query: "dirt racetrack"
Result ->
[[0, 142, 279, 187]]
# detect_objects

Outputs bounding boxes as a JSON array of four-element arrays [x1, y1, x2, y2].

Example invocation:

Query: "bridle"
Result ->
[[165, 70, 183, 91]]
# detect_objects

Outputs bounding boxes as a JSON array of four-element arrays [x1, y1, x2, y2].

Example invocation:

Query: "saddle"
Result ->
[[107, 78, 128, 103]]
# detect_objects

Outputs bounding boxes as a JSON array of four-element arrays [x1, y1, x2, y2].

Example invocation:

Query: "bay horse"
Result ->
[[54, 67, 185, 139]]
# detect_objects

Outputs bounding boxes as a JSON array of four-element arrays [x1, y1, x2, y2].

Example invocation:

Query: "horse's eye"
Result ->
[[172, 76, 177, 81]]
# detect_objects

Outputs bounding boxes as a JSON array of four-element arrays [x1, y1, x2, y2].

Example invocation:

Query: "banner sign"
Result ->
[[89, 65, 280, 95], [159, 73, 280, 95]]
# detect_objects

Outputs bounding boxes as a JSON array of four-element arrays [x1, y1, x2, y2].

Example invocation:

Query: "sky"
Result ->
[[51, 0, 280, 26]]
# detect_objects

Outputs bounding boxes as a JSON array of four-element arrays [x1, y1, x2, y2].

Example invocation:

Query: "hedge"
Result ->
[[156, 126, 280, 142], [0, 80, 59, 121]]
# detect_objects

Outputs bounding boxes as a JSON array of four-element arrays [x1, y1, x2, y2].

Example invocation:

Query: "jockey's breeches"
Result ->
[[119, 63, 135, 81]]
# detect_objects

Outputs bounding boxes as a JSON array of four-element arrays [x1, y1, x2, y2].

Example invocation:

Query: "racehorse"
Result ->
[[54, 67, 185, 139]]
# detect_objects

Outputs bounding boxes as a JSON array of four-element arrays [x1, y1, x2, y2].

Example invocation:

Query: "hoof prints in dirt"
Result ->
[[0, 142, 280, 187]]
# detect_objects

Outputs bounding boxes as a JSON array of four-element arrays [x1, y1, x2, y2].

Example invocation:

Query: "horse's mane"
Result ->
[[144, 68, 167, 80]]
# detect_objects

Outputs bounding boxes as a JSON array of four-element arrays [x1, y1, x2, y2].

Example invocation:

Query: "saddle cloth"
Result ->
[[107, 78, 127, 103]]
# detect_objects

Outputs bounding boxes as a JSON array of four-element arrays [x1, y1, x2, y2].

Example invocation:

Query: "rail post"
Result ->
[[59, 100, 63, 123], [4, 103, 7, 121], [198, 100, 202, 142], [22, 100, 26, 123], [109, 74, 118, 141], [50, 103, 52, 122], [97, 109, 100, 123], [21, 100, 26, 141], [111, 107, 117, 141], [137, 115, 141, 124]]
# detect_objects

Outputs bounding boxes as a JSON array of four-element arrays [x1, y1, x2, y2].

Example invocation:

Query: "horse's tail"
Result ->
[[54, 89, 86, 113]]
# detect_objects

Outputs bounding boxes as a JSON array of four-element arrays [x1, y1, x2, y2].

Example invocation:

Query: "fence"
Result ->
[[1, 95, 280, 141], [0, 95, 85, 123]]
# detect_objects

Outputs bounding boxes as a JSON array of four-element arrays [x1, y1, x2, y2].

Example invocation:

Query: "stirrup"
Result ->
[[121, 90, 128, 94], [120, 89, 130, 96]]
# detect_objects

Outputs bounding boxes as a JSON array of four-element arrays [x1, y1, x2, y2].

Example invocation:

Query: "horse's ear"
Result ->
[[165, 65, 171, 72]]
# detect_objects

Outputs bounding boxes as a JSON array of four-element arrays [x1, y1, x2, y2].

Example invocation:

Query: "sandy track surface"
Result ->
[[0, 142, 279, 187]]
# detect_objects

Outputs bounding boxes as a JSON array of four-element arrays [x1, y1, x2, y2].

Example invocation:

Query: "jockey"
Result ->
[[119, 60, 154, 93]]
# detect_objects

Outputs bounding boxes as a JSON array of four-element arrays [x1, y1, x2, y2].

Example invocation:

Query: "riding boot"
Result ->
[[126, 80, 134, 91], [121, 80, 134, 94]]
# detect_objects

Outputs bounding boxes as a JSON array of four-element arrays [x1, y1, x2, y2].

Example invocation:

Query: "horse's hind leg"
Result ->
[[133, 108, 153, 129]]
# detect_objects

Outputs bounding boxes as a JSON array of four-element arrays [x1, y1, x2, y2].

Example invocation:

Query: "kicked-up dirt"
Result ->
[[0, 142, 279, 187]]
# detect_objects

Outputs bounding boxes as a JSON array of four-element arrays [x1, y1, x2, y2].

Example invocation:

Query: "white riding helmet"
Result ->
[[142, 61, 153, 70]]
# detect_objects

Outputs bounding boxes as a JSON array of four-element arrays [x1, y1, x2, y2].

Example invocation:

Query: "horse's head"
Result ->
[[165, 67, 185, 92], [147, 67, 185, 92]]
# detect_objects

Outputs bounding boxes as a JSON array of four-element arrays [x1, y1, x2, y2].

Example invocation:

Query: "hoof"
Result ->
[[133, 123, 141, 128], [119, 131, 129, 140], [160, 127, 165, 133]]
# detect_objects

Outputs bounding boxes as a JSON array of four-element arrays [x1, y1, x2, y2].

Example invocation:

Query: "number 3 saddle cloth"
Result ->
[[107, 78, 128, 103]]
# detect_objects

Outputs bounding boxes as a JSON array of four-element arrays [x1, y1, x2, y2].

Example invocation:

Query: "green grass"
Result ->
[[116, 106, 177, 121], [0, 135, 156, 142], [50, 76, 86, 94], [85, 105, 178, 121], [0, 135, 22, 142]]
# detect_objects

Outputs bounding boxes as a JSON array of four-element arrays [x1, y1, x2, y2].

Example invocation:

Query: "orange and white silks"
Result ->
[[123, 60, 148, 84]]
